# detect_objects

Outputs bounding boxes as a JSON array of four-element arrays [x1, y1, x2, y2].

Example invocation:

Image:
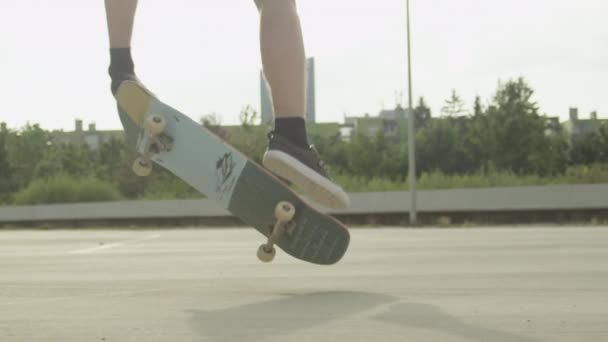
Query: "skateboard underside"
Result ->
[[117, 82, 349, 265]]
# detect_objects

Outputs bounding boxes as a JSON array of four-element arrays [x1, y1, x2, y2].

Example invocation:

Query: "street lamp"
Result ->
[[406, 0, 417, 225]]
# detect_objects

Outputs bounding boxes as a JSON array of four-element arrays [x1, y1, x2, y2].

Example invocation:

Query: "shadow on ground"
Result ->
[[189, 291, 397, 342], [373, 303, 543, 342]]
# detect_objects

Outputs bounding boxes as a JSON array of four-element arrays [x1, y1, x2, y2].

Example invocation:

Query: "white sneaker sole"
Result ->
[[263, 150, 350, 210]]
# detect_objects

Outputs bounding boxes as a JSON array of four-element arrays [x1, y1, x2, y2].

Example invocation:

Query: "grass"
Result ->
[[8, 164, 608, 204], [335, 164, 608, 192], [13, 174, 122, 205], [141, 177, 202, 200]]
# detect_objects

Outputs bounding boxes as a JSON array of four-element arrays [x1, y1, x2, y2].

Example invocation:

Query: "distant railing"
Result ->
[[1, 184, 607, 225]]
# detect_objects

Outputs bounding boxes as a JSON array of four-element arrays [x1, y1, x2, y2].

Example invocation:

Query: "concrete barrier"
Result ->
[[336, 183, 608, 214], [1, 184, 607, 224]]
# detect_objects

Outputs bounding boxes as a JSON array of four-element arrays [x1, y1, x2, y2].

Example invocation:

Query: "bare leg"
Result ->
[[105, 0, 139, 94], [257, 0, 310, 148], [258, 0, 306, 119], [105, 0, 138, 48], [257, 0, 350, 209]]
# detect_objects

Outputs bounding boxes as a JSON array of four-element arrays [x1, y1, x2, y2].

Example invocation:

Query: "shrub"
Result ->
[[13, 174, 121, 205]]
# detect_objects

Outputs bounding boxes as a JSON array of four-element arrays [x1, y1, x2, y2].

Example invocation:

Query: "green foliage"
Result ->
[[416, 118, 472, 174], [1, 76, 608, 205], [0, 123, 16, 203], [5, 123, 49, 188], [239, 105, 259, 129], [141, 171, 202, 200], [413, 97, 432, 128], [473, 96, 484, 116], [570, 123, 608, 165], [200, 113, 227, 139], [464, 78, 565, 175], [334, 174, 407, 192], [562, 163, 608, 183], [441, 89, 468, 117], [225, 124, 269, 164], [335, 164, 608, 192], [13, 174, 121, 205], [335, 131, 407, 180]]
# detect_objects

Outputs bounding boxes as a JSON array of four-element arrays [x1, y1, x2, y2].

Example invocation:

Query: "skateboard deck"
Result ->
[[115, 81, 350, 265]]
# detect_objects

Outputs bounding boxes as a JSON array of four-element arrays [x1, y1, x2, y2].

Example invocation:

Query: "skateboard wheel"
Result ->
[[275, 201, 295, 223], [146, 114, 166, 135], [132, 157, 153, 177], [257, 244, 276, 263]]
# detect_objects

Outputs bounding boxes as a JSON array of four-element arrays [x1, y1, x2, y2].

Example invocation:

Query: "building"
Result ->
[[260, 57, 316, 125], [259, 71, 273, 125], [342, 106, 409, 141], [562, 107, 606, 138], [544, 116, 562, 136], [49, 119, 123, 150], [306, 57, 316, 123]]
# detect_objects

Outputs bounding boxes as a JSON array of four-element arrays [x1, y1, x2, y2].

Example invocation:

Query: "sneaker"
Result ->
[[263, 132, 350, 209]]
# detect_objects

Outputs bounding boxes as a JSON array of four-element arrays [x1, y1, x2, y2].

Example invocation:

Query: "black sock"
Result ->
[[108, 48, 136, 94], [274, 117, 309, 148]]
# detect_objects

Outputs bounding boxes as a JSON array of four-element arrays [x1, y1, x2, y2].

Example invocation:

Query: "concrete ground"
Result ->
[[1, 226, 607, 342]]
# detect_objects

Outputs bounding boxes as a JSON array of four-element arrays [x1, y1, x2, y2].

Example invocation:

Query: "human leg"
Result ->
[[105, 0, 139, 94], [256, 0, 350, 209]]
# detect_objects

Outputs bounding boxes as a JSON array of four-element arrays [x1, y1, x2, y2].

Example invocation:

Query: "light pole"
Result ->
[[406, 0, 417, 225]]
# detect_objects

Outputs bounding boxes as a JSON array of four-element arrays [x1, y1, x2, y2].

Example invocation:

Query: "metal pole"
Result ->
[[406, 0, 417, 225]]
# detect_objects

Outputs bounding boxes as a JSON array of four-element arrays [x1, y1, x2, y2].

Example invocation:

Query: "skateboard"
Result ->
[[115, 81, 350, 265]]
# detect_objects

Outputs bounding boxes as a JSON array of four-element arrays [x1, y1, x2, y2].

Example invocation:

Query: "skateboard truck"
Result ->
[[257, 201, 296, 263], [132, 114, 174, 177]]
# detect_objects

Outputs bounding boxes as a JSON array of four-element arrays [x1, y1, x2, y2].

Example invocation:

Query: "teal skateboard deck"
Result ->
[[116, 81, 349, 265]]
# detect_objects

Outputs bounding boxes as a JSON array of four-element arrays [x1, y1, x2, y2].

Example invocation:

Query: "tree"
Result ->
[[416, 118, 472, 174], [413, 97, 432, 128], [0, 123, 15, 202], [473, 96, 483, 116], [5, 123, 49, 187], [200, 112, 222, 127], [570, 124, 608, 165], [95, 137, 127, 182], [345, 131, 406, 179], [239, 105, 259, 129], [200, 112, 226, 139], [465, 78, 565, 175], [309, 133, 349, 175], [441, 89, 467, 117]]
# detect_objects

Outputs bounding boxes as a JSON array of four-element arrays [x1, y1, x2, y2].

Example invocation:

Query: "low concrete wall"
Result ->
[[1, 184, 607, 226], [337, 184, 608, 214]]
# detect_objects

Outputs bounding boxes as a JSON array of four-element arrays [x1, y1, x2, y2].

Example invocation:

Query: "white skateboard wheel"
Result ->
[[257, 244, 276, 263], [146, 114, 166, 135], [275, 201, 295, 223], [132, 157, 153, 177]]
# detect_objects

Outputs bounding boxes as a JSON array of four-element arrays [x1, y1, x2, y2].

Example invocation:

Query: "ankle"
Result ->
[[274, 117, 309, 148], [108, 48, 137, 95], [109, 48, 135, 77]]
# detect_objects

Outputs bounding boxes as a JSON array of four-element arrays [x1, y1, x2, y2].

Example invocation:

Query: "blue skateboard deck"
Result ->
[[115, 81, 349, 265]]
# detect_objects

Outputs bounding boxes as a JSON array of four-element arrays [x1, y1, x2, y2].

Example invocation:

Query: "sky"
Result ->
[[0, 0, 607, 131]]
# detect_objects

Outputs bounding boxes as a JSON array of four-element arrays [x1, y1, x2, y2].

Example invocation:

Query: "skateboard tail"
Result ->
[[116, 81, 152, 126], [229, 162, 350, 265]]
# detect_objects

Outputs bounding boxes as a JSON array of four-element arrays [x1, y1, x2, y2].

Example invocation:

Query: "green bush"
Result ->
[[335, 164, 608, 192], [13, 174, 122, 205], [141, 176, 202, 200], [562, 164, 608, 184]]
